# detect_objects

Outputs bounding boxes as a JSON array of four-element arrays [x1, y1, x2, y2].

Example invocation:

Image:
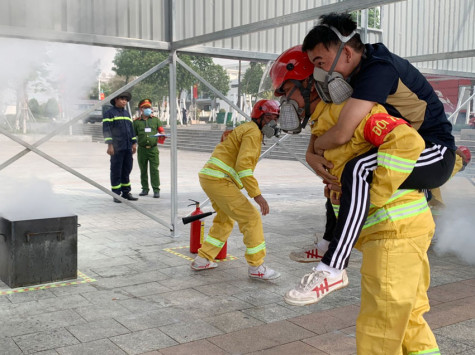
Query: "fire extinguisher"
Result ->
[[185, 199, 227, 259], [188, 200, 204, 253]]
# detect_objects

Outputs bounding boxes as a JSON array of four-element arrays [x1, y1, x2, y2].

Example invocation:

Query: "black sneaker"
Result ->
[[139, 190, 149, 196], [153, 191, 160, 198], [122, 193, 138, 201]]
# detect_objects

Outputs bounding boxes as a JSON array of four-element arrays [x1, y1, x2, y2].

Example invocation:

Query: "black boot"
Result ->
[[139, 190, 149, 196], [122, 193, 138, 201], [153, 191, 160, 198]]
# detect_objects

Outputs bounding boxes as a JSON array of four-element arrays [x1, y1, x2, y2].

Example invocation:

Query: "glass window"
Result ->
[[351, 7, 381, 30]]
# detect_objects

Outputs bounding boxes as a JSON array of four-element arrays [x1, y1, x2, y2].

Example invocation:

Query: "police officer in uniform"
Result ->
[[133, 99, 165, 198]]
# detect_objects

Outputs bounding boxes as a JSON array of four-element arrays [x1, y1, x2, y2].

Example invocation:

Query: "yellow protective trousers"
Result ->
[[198, 175, 266, 267], [356, 231, 439, 355]]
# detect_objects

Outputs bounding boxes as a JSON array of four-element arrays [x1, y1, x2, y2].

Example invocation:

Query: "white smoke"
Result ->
[[0, 177, 74, 221], [0, 37, 113, 114], [433, 199, 475, 265]]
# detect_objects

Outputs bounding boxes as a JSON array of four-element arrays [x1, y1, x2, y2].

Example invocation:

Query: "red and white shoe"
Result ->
[[191, 255, 218, 271], [248, 264, 281, 281], [289, 245, 325, 263], [284, 269, 348, 306]]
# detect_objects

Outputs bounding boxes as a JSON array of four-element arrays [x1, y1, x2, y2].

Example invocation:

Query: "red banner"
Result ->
[[193, 84, 198, 99]]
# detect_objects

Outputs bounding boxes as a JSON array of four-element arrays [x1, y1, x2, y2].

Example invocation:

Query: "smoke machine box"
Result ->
[[0, 215, 78, 288]]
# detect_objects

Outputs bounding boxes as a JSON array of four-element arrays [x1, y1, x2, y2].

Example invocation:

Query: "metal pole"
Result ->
[[448, 91, 475, 124], [169, 50, 178, 236]]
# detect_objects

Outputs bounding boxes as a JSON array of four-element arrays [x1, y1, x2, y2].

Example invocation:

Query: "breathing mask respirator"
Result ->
[[278, 84, 312, 134], [261, 119, 280, 138], [313, 25, 356, 104]]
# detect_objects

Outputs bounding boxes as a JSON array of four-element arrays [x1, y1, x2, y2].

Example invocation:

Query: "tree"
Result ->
[[111, 49, 230, 108], [241, 62, 265, 102], [43, 98, 59, 119], [28, 98, 41, 117]]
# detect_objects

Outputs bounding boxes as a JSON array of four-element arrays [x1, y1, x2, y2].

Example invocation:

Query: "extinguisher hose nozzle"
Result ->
[[182, 211, 215, 225]]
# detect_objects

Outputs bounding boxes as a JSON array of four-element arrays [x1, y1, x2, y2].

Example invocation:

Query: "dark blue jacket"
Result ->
[[102, 106, 137, 151]]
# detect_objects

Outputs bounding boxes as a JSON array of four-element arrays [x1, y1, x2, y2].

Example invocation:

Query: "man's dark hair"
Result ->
[[302, 12, 364, 53]]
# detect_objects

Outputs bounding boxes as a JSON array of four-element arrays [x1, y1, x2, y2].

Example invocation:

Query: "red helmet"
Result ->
[[457, 146, 472, 166], [251, 99, 280, 119], [269, 45, 315, 96]]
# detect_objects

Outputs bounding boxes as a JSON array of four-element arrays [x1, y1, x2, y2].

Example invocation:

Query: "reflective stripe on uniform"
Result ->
[[102, 116, 133, 123], [332, 204, 340, 218], [207, 157, 243, 188], [368, 189, 415, 209], [408, 348, 440, 355], [122, 182, 131, 187], [378, 152, 417, 173], [246, 241, 266, 255], [111, 184, 121, 189], [199, 168, 228, 179], [385, 189, 415, 204], [238, 169, 253, 178], [364, 196, 429, 229], [204, 234, 225, 248]]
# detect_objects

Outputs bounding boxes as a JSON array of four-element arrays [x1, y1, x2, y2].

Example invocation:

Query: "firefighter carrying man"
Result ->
[[269, 44, 442, 354], [191, 100, 282, 281]]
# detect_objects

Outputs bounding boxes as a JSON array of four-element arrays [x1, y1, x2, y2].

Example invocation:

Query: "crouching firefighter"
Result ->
[[191, 99, 281, 281]]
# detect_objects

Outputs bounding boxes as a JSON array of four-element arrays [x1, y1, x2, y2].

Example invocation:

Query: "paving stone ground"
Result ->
[[0, 140, 474, 354]]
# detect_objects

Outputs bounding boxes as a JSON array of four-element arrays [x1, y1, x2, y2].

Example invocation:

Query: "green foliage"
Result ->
[[28, 98, 41, 116], [241, 62, 264, 99], [43, 98, 59, 118], [111, 50, 230, 107]]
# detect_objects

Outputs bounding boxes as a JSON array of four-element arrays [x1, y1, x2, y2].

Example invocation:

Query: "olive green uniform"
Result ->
[[132, 116, 162, 193]]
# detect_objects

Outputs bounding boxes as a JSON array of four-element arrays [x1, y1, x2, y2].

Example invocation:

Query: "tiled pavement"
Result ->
[[0, 140, 474, 354]]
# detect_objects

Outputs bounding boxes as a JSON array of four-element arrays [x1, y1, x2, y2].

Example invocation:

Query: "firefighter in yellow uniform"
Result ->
[[310, 101, 439, 354], [191, 100, 281, 281], [282, 97, 439, 354], [269, 45, 439, 354]]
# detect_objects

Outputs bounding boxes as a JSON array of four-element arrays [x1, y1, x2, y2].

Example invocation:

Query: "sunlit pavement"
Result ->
[[0, 140, 474, 354]]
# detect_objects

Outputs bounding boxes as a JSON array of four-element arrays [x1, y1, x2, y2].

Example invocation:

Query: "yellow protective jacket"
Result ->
[[310, 100, 435, 241], [199, 121, 262, 198]]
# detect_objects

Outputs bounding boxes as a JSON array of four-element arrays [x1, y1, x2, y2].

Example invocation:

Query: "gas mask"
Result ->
[[279, 96, 304, 134], [261, 119, 280, 138], [312, 25, 356, 104]]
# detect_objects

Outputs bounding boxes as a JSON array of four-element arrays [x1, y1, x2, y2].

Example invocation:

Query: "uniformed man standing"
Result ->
[[103, 92, 138, 203], [133, 99, 165, 198]]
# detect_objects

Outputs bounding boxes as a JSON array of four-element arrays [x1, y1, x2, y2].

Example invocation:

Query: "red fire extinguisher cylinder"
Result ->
[[189, 201, 203, 253], [188, 200, 227, 259]]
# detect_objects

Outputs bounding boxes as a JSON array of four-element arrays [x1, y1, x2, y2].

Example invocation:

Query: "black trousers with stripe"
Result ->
[[110, 149, 133, 195], [322, 143, 455, 270]]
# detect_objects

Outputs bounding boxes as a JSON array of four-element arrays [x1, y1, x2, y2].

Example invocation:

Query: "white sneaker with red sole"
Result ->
[[191, 255, 218, 271], [284, 269, 348, 306], [289, 245, 326, 263], [248, 264, 281, 281]]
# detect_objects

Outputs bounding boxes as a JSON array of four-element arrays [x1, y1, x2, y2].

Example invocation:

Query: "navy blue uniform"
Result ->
[[352, 43, 456, 150], [102, 106, 137, 196]]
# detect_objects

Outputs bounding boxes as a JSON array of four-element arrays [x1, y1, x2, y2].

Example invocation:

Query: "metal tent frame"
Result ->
[[0, 0, 474, 236]]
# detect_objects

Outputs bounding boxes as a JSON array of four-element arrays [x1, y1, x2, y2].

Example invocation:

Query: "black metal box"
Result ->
[[0, 215, 77, 288]]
